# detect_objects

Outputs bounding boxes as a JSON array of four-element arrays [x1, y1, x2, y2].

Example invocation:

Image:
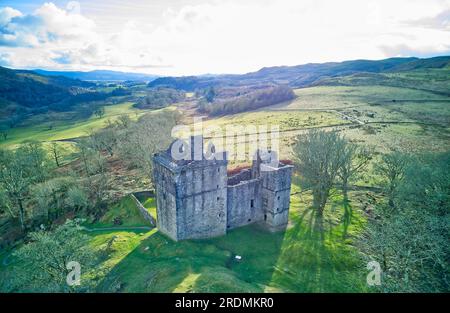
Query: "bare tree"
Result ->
[[94, 106, 105, 119], [338, 144, 373, 202], [115, 110, 179, 187], [376, 151, 408, 208], [0, 143, 49, 231], [116, 114, 131, 129], [293, 129, 347, 216], [0, 160, 29, 230], [50, 142, 61, 167], [90, 128, 117, 156]]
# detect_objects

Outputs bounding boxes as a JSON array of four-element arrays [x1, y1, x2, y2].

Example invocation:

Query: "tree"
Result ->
[[116, 114, 131, 129], [77, 138, 107, 176], [293, 129, 347, 216], [50, 142, 61, 167], [90, 128, 117, 156], [375, 151, 408, 209], [0, 143, 50, 230], [134, 88, 185, 109], [65, 186, 89, 212], [16, 141, 49, 183], [3, 219, 100, 292], [0, 151, 31, 231], [94, 106, 105, 119], [338, 144, 372, 201], [77, 138, 108, 208], [360, 152, 449, 292], [361, 208, 447, 292], [32, 176, 77, 222], [205, 86, 216, 103], [396, 152, 450, 216], [115, 110, 179, 186]]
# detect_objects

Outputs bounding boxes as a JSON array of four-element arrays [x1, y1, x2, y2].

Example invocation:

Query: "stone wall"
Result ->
[[153, 161, 179, 240], [152, 137, 294, 241], [260, 164, 294, 232], [176, 162, 228, 240], [228, 168, 252, 186], [130, 194, 156, 226], [226, 178, 263, 229]]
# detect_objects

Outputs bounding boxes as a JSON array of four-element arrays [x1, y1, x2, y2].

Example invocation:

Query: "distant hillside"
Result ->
[[34, 69, 158, 82], [388, 56, 450, 71], [0, 66, 108, 127], [311, 70, 450, 96], [149, 56, 450, 90]]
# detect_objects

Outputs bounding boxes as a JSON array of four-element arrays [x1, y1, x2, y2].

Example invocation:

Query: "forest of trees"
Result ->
[[197, 85, 295, 116], [293, 129, 449, 292], [134, 88, 185, 109], [0, 110, 179, 251]]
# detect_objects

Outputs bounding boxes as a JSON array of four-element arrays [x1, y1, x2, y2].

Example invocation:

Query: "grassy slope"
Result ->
[[0, 102, 144, 148], [173, 83, 449, 167], [203, 85, 449, 157], [1, 69, 448, 292], [91, 195, 151, 228], [84, 183, 368, 293]]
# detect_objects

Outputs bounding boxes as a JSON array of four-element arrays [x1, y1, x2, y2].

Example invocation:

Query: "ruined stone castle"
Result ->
[[152, 136, 293, 241]]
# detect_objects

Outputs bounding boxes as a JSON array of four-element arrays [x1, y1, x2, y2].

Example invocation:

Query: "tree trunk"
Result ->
[[313, 188, 329, 217], [53, 149, 60, 167], [18, 198, 26, 232], [342, 177, 349, 203]]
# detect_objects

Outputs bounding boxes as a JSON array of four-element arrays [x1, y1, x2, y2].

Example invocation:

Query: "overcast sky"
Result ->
[[0, 0, 449, 75]]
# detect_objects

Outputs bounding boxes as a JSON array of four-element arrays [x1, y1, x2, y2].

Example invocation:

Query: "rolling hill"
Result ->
[[149, 56, 450, 90], [33, 69, 158, 82], [0, 66, 104, 128]]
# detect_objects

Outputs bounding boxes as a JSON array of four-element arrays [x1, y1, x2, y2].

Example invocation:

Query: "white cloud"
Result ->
[[0, 0, 449, 75], [0, 7, 22, 27]]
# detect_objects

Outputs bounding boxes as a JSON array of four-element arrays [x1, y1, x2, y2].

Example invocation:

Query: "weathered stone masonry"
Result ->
[[153, 136, 293, 241]]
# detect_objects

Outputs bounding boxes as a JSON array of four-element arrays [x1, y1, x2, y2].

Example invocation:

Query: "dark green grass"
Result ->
[[0, 185, 369, 292], [90, 187, 368, 293], [91, 195, 151, 228]]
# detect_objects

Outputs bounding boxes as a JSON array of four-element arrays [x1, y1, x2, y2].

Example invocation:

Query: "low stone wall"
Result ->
[[130, 194, 156, 227]]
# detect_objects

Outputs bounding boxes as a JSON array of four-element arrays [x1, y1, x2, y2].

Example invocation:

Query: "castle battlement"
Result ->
[[152, 136, 293, 241]]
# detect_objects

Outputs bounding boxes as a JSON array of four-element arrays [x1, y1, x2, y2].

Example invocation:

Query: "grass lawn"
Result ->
[[85, 183, 369, 293], [200, 110, 349, 132], [91, 195, 152, 228], [171, 84, 449, 162], [142, 197, 157, 220], [287, 85, 450, 110], [0, 102, 147, 148]]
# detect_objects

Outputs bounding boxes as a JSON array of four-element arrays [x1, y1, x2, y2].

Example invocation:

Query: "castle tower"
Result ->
[[153, 136, 228, 241], [259, 151, 294, 232]]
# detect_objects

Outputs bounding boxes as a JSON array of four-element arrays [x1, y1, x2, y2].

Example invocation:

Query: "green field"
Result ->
[[91, 195, 152, 228], [1, 74, 449, 292], [0, 181, 369, 292], [195, 85, 450, 157], [0, 102, 146, 148], [86, 183, 368, 292]]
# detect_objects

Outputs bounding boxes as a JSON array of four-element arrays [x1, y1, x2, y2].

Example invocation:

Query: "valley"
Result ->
[[0, 56, 449, 293]]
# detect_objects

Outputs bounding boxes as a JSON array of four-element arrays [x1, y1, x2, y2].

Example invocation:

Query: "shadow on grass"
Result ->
[[94, 193, 366, 292], [95, 225, 286, 292], [269, 203, 366, 292]]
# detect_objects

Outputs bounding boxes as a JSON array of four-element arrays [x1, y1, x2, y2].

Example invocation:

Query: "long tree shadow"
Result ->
[[342, 198, 353, 239], [93, 193, 365, 292], [191, 224, 286, 292], [94, 224, 286, 292], [269, 205, 366, 292], [95, 230, 197, 292]]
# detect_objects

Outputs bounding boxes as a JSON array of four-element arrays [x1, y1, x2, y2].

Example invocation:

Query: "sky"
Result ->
[[0, 0, 449, 75]]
